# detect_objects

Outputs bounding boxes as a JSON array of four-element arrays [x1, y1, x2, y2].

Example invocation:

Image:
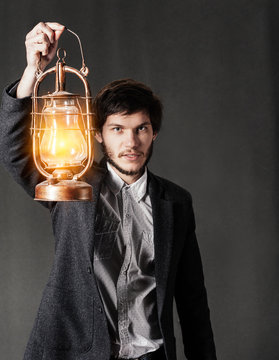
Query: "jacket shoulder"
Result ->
[[148, 171, 193, 204]]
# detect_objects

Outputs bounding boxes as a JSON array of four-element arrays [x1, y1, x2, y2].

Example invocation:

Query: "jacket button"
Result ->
[[87, 267, 92, 274]]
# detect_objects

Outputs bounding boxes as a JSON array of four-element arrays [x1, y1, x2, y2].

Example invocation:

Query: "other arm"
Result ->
[[175, 198, 217, 360]]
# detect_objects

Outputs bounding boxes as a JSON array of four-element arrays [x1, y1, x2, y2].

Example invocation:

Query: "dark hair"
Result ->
[[93, 79, 163, 133]]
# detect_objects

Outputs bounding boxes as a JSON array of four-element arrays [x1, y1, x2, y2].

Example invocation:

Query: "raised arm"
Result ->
[[0, 22, 65, 206]]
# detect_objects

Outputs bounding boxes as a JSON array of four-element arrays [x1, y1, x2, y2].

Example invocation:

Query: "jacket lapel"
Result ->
[[148, 171, 174, 317], [78, 164, 107, 260]]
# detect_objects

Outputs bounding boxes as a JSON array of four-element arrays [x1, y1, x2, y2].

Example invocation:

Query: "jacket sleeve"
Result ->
[[174, 197, 217, 360], [0, 81, 53, 210]]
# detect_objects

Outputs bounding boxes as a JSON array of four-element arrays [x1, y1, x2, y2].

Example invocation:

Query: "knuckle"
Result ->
[[41, 44, 49, 54], [25, 38, 33, 47], [38, 33, 47, 43], [43, 33, 50, 43], [39, 33, 45, 41]]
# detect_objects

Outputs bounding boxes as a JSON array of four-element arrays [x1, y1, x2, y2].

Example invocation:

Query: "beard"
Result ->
[[101, 141, 154, 176]]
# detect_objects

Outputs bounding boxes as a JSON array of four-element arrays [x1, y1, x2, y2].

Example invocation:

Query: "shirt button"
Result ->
[[98, 306, 103, 313], [87, 267, 92, 274]]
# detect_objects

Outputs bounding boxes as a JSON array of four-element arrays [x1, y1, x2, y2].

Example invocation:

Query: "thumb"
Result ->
[[54, 28, 65, 42], [45, 22, 65, 41]]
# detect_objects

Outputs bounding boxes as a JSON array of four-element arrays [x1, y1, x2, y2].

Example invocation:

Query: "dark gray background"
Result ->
[[0, 1, 278, 359]]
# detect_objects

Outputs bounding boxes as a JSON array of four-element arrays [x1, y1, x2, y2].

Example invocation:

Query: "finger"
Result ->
[[26, 22, 65, 45], [30, 43, 50, 57], [27, 32, 51, 46], [25, 35, 51, 58], [30, 22, 56, 44], [46, 42, 59, 61], [54, 29, 65, 42], [45, 22, 65, 31], [45, 22, 65, 42]]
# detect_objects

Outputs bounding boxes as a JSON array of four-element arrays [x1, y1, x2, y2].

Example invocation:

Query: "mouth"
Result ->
[[121, 153, 142, 161]]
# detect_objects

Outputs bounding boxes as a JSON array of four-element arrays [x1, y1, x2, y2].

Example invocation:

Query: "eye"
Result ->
[[137, 125, 147, 132], [112, 127, 122, 132]]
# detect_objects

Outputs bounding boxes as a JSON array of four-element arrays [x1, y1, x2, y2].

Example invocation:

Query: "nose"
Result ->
[[124, 130, 139, 148]]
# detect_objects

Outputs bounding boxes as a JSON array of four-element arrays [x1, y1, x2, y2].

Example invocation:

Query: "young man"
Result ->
[[0, 22, 217, 360]]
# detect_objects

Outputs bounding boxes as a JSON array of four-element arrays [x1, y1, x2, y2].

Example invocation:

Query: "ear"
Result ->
[[152, 132, 158, 141], [95, 131, 103, 143]]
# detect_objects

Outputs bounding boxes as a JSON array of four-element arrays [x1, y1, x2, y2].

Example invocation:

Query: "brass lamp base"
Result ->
[[35, 180, 93, 201]]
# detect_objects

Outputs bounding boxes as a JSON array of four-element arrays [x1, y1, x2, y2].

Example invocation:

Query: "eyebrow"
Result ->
[[107, 122, 152, 128]]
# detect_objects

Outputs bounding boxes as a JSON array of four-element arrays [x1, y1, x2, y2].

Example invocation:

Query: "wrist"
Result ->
[[16, 67, 37, 98], [24, 65, 39, 77]]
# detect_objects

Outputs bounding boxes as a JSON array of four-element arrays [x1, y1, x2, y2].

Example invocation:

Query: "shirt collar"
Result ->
[[106, 162, 148, 202]]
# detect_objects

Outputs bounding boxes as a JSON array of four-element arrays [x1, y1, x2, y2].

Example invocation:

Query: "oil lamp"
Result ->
[[31, 29, 94, 201]]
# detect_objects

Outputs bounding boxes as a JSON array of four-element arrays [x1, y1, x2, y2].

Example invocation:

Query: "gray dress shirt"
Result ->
[[94, 163, 163, 358]]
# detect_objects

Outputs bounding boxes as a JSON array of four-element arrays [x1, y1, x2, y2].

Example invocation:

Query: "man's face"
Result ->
[[95, 111, 157, 183]]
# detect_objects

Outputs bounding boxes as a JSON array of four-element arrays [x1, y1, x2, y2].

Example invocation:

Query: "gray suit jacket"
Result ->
[[0, 82, 217, 360]]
